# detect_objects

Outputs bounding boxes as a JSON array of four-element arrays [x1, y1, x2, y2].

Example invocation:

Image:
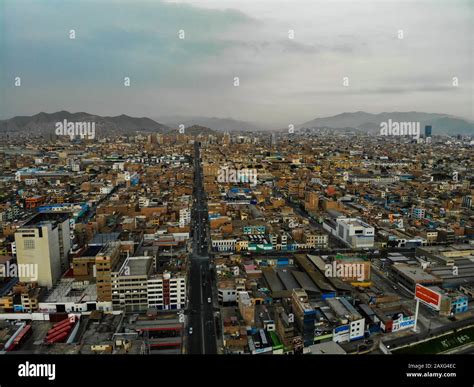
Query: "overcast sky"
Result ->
[[1, 0, 472, 127]]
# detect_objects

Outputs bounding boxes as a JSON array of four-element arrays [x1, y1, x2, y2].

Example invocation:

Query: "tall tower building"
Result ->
[[14, 213, 71, 288], [424, 125, 432, 138], [96, 241, 121, 302], [222, 132, 231, 145]]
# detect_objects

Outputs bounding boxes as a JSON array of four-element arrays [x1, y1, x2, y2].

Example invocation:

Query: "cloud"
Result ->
[[1, 0, 472, 126]]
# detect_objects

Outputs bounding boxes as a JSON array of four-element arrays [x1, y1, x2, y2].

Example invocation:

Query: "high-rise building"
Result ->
[[271, 132, 276, 146], [462, 195, 472, 209], [14, 213, 71, 288], [148, 271, 187, 310], [424, 125, 432, 138], [334, 218, 375, 248], [291, 289, 316, 347], [96, 241, 121, 302], [112, 255, 153, 311]]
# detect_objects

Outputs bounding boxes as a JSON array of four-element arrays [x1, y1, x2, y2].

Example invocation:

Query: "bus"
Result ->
[[6, 324, 32, 351]]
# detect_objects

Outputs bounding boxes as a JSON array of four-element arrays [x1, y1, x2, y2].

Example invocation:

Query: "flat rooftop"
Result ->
[[308, 341, 347, 354], [418, 244, 474, 254], [392, 264, 441, 283], [326, 298, 349, 318], [23, 212, 69, 227], [81, 245, 102, 257], [337, 217, 372, 228], [326, 297, 362, 321], [44, 278, 97, 303], [114, 256, 153, 276], [387, 255, 410, 263], [89, 232, 121, 246]]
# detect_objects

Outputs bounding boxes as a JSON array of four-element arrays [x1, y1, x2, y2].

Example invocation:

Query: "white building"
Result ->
[[24, 178, 38, 186], [147, 272, 186, 310], [138, 197, 149, 208], [179, 208, 191, 227], [211, 238, 237, 252], [100, 186, 113, 195], [327, 297, 365, 343], [218, 287, 238, 304], [15, 213, 71, 288], [333, 218, 375, 248]]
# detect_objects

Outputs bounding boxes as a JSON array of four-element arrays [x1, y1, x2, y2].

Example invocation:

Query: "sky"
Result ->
[[1, 0, 473, 128]]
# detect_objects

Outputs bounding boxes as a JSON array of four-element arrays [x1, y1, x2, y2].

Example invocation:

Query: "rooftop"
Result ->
[[44, 278, 97, 303], [22, 212, 69, 227], [392, 263, 441, 283]]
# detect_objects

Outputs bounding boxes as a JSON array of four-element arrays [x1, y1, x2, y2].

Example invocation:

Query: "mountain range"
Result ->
[[296, 111, 474, 135], [157, 115, 265, 132], [0, 111, 168, 137], [1, 111, 473, 136]]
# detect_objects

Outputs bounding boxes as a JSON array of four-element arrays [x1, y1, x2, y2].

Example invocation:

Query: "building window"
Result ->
[[24, 239, 35, 250]]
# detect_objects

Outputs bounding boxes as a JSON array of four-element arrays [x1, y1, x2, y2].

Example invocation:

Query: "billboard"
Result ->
[[392, 313, 415, 332], [415, 284, 441, 310]]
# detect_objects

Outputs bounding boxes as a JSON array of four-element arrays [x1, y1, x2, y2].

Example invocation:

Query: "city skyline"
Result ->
[[0, 1, 473, 382]]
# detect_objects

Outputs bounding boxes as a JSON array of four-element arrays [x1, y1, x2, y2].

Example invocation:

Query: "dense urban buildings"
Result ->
[[0, 1, 472, 385], [0, 126, 473, 359]]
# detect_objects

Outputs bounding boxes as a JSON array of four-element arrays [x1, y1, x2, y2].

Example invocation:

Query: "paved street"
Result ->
[[187, 141, 217, 354]]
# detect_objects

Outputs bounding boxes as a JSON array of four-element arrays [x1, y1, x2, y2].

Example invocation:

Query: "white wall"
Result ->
[[0, 313, 50, 321]]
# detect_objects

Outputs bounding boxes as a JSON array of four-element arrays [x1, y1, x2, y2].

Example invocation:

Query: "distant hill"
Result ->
[[2, 110, 472, 137], [158, 115, 266, 132], [297, 111, 474, 135], [179, 125, 218, 136], [0, 111, 169, 137]]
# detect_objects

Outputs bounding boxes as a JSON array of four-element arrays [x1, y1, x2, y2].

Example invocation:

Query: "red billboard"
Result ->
[[415, 284, 441, 310]]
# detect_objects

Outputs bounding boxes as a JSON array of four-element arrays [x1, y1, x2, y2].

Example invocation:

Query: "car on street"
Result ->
[[189, 327, 193, 335], [207, 297, 211, 303]]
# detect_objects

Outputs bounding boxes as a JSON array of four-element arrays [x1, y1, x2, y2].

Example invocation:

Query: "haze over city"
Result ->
[[0, 1, 473, 385], [1, 0, 473, 127]]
